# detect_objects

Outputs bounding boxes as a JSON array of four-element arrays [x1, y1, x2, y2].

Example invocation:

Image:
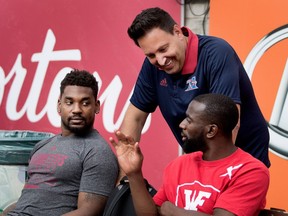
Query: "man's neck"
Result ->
[[202, 144, 238, 161]]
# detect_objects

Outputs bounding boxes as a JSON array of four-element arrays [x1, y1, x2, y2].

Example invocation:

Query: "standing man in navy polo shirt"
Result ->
[[119, 7, 270, 169]]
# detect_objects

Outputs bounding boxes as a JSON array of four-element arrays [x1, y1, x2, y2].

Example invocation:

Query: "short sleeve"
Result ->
[[130, 58, 158, 113], [79, 140, 119, 196], [153, 186, 168, 207], [214, 166, 269, 216]]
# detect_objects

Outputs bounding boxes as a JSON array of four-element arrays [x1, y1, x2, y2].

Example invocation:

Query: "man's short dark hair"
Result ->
[[60, 69, 98, 99], [193, 94, 239, 136], [127, 7, 177, 47]]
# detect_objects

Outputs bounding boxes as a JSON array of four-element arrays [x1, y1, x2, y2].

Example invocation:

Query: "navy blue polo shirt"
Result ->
[[130, 27, 270, 167]]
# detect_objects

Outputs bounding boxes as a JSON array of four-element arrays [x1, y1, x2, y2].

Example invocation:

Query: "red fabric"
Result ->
[[181, 27, 199, 75], [153, 148, 269, 216]]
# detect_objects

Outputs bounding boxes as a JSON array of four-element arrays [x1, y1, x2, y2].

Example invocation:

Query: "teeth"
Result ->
[[166, 60, 172, 66]]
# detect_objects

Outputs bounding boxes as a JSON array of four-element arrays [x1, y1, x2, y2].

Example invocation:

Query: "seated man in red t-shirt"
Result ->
[[110, 93, 269, 216]]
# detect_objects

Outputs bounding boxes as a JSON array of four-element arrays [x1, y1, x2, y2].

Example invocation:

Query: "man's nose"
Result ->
[[179, 119, 186, 129], [156, 55, 167, 66], [72, 104, 82, 113]]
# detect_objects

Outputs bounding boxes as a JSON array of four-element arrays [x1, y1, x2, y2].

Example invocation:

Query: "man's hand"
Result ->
[[110, 131, 143, 177]]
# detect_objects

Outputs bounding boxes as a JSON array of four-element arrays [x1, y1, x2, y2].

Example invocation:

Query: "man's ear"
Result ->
[[206, 124, 218, 138], [57, 98, 61, 113], [173, 24, 182, 36], [95, 100, 100, 114]]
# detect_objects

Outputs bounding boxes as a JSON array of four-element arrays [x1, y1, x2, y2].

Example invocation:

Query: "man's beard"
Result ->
[[62, 117, 93, 136], [182, 132, 207, 154]]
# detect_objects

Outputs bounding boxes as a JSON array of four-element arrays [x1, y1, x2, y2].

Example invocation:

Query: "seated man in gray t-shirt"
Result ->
[[7, 69, 118, 216]]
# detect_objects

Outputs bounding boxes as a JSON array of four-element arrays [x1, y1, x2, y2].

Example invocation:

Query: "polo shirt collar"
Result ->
[[181, 27, 199, 75]]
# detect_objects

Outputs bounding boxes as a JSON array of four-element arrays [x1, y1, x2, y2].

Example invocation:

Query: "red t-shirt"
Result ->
[[153, 148, 269, 216]]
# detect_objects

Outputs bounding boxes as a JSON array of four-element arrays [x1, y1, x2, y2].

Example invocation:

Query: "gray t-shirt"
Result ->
[[8, 129, 119, 216]]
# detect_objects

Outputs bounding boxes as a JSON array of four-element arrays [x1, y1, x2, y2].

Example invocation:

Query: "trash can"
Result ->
[[0, 130, 54, 215]]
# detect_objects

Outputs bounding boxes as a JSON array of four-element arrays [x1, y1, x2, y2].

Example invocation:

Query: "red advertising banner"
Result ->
[[0, 0, 180, 199], [210, 0, 288, 210]]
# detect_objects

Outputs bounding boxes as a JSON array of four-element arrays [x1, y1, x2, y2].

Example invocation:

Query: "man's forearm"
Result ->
[[120, 103, 149, 142], [128, 172, 158, 216], [120, 118, 144, 142]]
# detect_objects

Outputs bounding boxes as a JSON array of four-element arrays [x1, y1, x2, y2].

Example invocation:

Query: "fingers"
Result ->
[[111, 130, 135, 145], [114, 130, 126, 141], [109, 137, 117, 147], [109, 131, 126, 148], [109, 130, 132, 149], [127, 136, 135, 143], [134, 142, 141, 153]]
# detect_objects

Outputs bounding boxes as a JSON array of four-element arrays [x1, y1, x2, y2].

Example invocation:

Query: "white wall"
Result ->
[[184, 1, 210, 35]]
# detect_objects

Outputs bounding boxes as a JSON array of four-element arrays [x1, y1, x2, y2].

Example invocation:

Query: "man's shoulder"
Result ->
[[235, 148, 269, 173], [32, 135, 56, 150], [198, 34, 234, 55], [82, 130, 115, 153], [198, 34, 229, 45], [83, 129, 107, 144]]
